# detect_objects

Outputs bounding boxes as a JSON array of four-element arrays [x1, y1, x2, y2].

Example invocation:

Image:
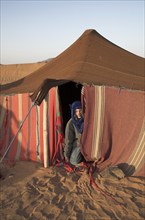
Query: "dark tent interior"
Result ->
[[58, 82, 82, 132]]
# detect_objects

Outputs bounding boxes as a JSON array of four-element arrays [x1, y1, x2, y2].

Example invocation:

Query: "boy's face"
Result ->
[[75, 108, 83, 118]]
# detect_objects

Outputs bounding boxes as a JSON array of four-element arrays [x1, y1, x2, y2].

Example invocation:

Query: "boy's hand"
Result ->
[[65, 157, 69, 163]]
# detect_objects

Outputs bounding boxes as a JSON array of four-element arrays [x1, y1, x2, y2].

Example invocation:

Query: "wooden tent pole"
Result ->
[[43, 95, 49, 168]]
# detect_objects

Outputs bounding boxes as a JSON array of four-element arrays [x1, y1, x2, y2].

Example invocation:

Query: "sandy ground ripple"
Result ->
[[0, 161, 145, 220]]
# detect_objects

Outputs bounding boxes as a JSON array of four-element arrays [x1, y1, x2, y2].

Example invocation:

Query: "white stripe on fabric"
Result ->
[[0, 97, 7, 128], [15, 94, 22, 161], [43, 95, 49, 168], [91, 86, 97, 159], [26, 96, 31, 160], [128, 133, 145, 175], [36, 105, 41, 161], [135, 145, 145, 169], [91, 86, 105, 160], [128, 122, 145, 165], [99, 86, 105, 158], [131, 133, 144, 165], [93, 86, 100, 159], [5, 96, 11, 155], [126, 119, 145, 175]]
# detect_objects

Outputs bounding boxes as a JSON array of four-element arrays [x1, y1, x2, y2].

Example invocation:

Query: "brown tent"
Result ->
[[1, 29, 144, 95], [0, 29, 145, 176]]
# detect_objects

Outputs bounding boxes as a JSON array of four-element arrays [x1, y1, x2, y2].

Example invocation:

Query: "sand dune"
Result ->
[[0, 62, 46, 85], [0, 161, 144, 220]]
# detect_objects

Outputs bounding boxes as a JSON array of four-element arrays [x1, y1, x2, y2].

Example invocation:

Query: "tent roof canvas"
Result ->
[[1, 29, 145, 94]]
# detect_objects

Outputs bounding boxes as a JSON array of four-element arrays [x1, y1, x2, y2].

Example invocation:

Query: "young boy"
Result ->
[[64, 101, 84, 165]]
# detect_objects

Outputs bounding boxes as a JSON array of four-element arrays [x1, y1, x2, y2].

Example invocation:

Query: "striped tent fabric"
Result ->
[[81, 85, 145, 176], [47, 87, 64, 165], [0, 87, 64, 166]]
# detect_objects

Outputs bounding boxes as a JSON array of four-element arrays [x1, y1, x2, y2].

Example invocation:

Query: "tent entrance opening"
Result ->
[[58, 82, 82, 132]]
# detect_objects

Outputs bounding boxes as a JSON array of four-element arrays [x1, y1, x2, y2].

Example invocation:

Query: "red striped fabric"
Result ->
[[0, 87, 64, 166], [0, 96, 9, 154], [47, 87, 64, 166], [39, 100, 44, 162], [81, 85, 145, 176]]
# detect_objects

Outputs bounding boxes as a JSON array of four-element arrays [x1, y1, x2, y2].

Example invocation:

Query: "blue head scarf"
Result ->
[[70, 101, 84, 134]]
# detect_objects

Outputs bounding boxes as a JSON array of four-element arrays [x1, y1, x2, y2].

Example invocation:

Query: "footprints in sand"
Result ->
[[0, 165, 145, 220]]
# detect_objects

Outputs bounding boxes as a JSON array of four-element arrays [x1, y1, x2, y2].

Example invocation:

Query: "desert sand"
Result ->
[[0, 161, 144, 220], [0, 62, 46, 85]]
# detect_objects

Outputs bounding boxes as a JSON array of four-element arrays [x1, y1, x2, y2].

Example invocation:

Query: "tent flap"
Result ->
[[81, 85, 145, 176], [30, 79, 70, 105]]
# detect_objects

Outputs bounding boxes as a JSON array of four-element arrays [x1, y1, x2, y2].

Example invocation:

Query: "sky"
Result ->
[[1, 0, 144, 64]]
